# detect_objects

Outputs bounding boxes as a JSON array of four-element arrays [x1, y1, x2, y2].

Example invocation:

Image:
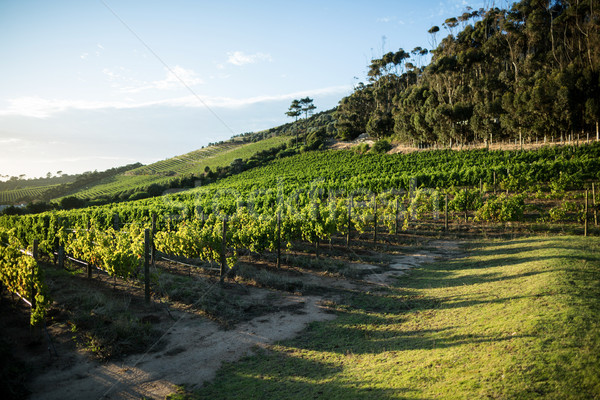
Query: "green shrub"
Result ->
[[370, 139, 392, 154]]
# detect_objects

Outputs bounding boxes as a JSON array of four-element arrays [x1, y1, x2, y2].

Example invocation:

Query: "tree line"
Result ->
[[335, 0, 600, 146]]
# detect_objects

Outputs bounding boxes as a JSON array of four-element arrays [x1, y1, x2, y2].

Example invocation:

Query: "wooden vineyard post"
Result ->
[[144, 229, 150, 303], [32, 239, 39, 261], [593, 183, 598, 226], [493, 171, 497, 194], [395, 197, 400, 237], [346, 196, 352, 248], [315, 204, 320, 259], [151, 213, 157, 265], [113, 213, 120, 231], [373, 195, 378, 246], [220, 218, 227, 284], [58, 246, 64, 270], [444, 194, 449, 232], [584, 190, 588, 237], [87, 239, 93, 279], [30, 241, 38, 313], [276, 211, 281, 269], [30, 261, 38, 335]]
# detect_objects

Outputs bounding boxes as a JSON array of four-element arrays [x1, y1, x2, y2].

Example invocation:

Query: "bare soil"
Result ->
[[2, 240, 461, 399]]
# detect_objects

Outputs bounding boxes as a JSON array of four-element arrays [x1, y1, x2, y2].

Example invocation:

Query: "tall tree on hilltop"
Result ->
[[285, 99, 302, 121], [286, 99, 302, 147], [300, 97, 316, 119]]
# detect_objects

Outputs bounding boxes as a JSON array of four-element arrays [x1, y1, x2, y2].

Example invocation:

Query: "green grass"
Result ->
[[174, 236, 600, 399]]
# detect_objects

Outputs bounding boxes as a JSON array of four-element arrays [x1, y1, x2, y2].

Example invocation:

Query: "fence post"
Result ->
[[276, 211, 281, 269], [32, 239, 38, 261], [315, 204, 320, 259], [30, 261, 36, 312], [151, 213, 157, 265], [113, 213, 120, 231], [30, 261, 38, 335], [373, 195, 378, 245], [593, 183, 597, 226], [395, 197, 400, 236], [144, 229, 150, 303], [346, 196, 352, 248], [584, 189, 588, 237], [444, 194, 449, 232], [58, 246, 64, 270], [220, 218, 227, 284]]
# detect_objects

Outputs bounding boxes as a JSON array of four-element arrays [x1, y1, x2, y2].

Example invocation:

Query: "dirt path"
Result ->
[[27, 240, 461, 399]]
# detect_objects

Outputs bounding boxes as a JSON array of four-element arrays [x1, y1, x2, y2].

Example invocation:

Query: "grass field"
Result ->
[[176, 236, 600, 399]]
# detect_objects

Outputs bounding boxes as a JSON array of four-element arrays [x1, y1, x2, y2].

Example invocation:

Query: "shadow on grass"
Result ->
[[191, 237, 600, 399], [184, 347, 413, 399]]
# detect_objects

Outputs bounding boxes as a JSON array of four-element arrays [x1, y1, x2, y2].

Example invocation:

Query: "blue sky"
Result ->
[[0, 0, 500, 179]]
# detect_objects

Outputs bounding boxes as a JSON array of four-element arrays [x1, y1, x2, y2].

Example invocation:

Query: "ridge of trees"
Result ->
[[335, 0, 600, 146]]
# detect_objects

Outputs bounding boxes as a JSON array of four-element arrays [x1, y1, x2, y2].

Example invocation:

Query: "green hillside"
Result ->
[[66, 135, 290, 202], [0, 135, 292, 207], [0, 185, 61, 205]]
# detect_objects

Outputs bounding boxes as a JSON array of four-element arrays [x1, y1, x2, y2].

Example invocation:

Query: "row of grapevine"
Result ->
[[0, 228, 50, 325], [1, 145, 598, 308], [0, 186, 595, 327]]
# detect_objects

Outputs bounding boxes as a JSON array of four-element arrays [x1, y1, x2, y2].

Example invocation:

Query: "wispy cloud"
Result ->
[[104, 65, 204, 93], [227, 51, 272, 66], [0, 85, 351, 118], [0, 138, 23, 145]]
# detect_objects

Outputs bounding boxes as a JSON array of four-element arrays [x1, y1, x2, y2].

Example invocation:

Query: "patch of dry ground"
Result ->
[[19, 240, 461, 399]]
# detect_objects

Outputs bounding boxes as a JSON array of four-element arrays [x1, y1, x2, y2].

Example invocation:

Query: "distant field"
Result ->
[[0, 185, 59, 204], [68, 135, 289, 200]]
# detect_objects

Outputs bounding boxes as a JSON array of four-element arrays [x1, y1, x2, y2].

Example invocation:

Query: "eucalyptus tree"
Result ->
[[335, 82, 375, 140], [428, 25, 440, 48]]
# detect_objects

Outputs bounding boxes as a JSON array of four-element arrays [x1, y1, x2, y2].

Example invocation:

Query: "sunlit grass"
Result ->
[[171, 236, 600, 399]]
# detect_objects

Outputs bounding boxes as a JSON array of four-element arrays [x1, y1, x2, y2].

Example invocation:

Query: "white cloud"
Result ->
[[0, 138, 22, 144], [0, 85, 351, 118], [152, 65, 203, 90], [80, 52, 89, 59], [106, 65, 204, 93], [227, 51, 272, 66]]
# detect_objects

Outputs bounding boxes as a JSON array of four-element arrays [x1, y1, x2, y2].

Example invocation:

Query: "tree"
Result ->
[[286, 99, 302, 147], [299, 97, 316, 119], [285, 99, 302, 121], [428, 25, 440, 48], [335, 82, 375, 140]]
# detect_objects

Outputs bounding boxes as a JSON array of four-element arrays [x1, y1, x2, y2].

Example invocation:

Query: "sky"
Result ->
[[0, 0, 506, 179]]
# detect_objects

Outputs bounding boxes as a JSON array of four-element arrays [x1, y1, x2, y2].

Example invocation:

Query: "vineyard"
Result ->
[[1, 143, 599, 398], [0, 185, 59, 205], [0, 136, 290, 206], [55, 135, 290, 201], [2, 143, 599, 309]]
